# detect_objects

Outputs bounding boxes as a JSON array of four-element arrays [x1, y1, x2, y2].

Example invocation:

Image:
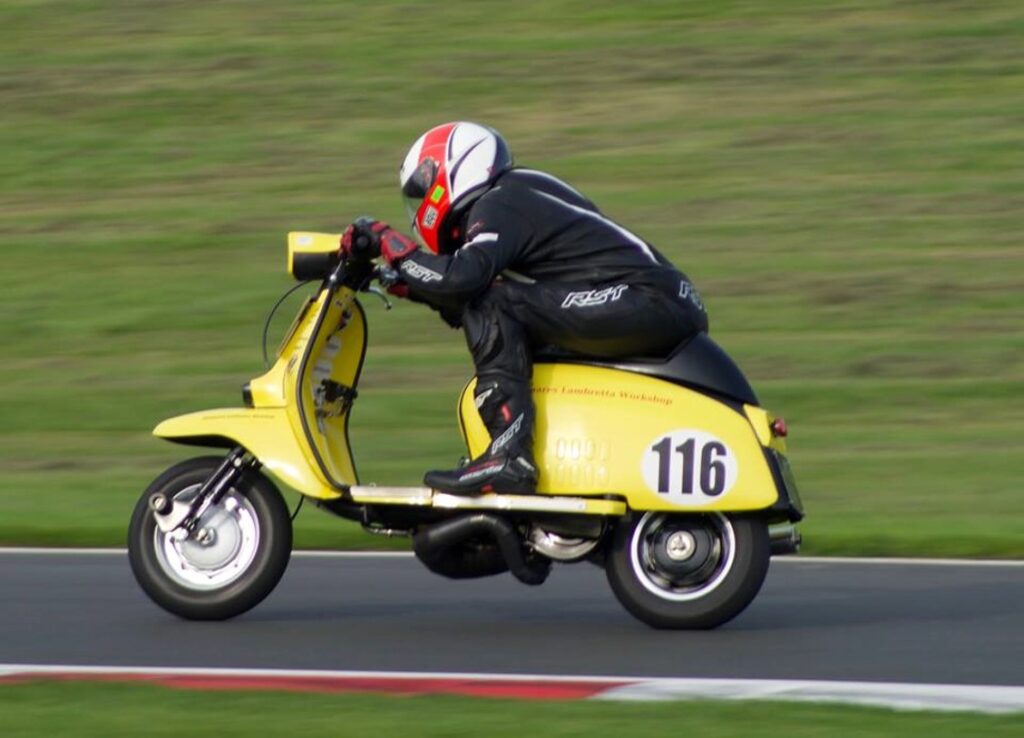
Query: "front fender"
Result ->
[[154, 408, 341, 500]]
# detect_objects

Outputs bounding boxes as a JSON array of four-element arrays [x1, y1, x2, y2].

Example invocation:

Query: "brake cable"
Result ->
[[261, 280, 313, 369], [290, 495, 305, 522]]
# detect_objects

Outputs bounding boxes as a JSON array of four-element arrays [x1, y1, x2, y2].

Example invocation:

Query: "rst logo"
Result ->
[[641, 430, 738, 503], [561, 284, 628, 309]]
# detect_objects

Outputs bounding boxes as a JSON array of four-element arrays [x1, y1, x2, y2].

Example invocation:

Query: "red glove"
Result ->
[[379, 228, 418, 265], [340, 217, 418, 266], [340, 216, 387, 259]]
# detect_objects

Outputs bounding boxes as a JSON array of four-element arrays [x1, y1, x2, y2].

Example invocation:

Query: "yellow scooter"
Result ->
[[128, 233, 803, 629]]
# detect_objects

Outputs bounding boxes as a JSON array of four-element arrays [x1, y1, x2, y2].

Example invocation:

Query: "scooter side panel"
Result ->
[[459, 364, 778, 512], [743, 404, 788, 454], [153, 408, 341, 500], [282, 288, 365, 489], [247, 292, 321, 409]]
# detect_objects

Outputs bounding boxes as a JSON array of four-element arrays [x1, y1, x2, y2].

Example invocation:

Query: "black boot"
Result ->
[[425, 380, 538, 496], [424, 453, 538, 496]]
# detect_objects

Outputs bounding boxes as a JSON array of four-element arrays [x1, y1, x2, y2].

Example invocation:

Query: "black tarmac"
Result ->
[[1, 552, 1021, 685]]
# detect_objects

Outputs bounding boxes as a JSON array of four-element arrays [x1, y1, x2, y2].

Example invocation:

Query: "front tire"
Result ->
[[606, 512, 769, 629], [128, 456, 292, 620]]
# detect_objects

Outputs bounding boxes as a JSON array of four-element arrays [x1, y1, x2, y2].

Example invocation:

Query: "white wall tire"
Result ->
[[128, 456, 292, 621], [606, 512, 770, 629]]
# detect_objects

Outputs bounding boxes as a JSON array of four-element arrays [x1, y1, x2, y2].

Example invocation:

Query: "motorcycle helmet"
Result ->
[[399, 122, 513, 254]]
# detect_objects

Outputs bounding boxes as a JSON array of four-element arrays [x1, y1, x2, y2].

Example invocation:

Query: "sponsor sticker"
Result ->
[[430, 185, 445, 204], [641, 430, 738, 504], [422, 206, 439, 228]]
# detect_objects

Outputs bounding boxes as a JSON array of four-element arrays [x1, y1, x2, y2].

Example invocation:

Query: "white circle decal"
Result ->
[[641, 430, 738, 504]]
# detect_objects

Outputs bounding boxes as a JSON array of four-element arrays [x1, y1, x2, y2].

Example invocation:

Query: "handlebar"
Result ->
[[374, 263, 401, 287], [323, 252, 402, 306], [357, 264, 399, 310]]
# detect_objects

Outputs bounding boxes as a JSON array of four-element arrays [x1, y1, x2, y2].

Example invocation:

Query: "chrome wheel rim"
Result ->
[[152, 484, 260, 591], [629, 512, 736, 602]]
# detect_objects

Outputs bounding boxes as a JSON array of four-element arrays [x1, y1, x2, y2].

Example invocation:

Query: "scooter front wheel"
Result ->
[[128, 456, 292, 620], [606, 511, 769, 629]]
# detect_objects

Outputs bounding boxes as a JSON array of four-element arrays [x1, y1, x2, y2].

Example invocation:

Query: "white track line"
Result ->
[[774, 556, 1024, 568], [0, 548, 128, 556], [0, 547, 1021, 566], [595, 677, 1024, 714], [1, 664, 1020, 714], [0, 664, 617, 682], [0, 547, 412, 558]]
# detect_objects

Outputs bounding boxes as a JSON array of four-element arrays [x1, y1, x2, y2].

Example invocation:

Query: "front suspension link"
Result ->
[[149, 448, 257, 534]]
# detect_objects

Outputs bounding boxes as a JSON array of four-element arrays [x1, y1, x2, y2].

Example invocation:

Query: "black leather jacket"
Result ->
[[397, 168, 686, 313]]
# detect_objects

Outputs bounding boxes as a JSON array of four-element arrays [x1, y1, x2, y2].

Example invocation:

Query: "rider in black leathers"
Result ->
[[341, 123, 707, 496]]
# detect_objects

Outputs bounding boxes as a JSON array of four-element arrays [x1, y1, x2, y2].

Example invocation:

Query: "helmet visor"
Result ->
[[402, 190, 419, 222], [402, 194, 426, 245], [401, 159, 437, 219]]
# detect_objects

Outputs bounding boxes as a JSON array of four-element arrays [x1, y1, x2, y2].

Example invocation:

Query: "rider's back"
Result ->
[[466, 168, 683, 287]]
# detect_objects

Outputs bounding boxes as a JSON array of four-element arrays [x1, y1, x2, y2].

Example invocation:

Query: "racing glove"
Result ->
[[340, 216, 383, 260], [379, 228, 418, 265], [339, 217, 418, 265]]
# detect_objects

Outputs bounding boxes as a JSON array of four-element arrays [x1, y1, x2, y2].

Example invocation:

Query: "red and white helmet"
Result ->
[[399, 122, 513, 254]]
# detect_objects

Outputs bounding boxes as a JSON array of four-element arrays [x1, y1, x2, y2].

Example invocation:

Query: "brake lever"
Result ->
[[365, 285, 393, 310]]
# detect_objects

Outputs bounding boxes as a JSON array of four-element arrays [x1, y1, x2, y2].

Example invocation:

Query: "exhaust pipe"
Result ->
[[413, 514, 550, 586], [769, 524, 802, 556]]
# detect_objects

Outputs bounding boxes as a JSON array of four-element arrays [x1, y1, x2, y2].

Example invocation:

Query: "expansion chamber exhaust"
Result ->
[[412, 513, 550, 585]]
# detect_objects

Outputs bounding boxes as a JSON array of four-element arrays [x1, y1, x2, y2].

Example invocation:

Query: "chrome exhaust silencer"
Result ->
[[769, 524, 802, 556]]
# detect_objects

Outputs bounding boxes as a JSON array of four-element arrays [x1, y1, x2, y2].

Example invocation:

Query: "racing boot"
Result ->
[[424, 380, 538, 496]]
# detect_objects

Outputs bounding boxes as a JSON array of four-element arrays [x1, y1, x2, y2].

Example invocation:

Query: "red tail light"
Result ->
[[771, 418, 788, 437]]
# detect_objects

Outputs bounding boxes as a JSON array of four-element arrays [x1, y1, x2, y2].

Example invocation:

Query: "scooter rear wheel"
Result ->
[[128, 456, 292, 620], [606, 512, 769, 629]]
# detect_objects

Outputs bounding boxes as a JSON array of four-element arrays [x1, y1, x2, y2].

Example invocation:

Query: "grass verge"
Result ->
[[1, 682, 1021, 738], [1, 0, 1022, 555]]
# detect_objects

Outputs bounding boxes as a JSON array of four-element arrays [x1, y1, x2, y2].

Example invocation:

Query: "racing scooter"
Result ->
[[128, 232, 803, 629]]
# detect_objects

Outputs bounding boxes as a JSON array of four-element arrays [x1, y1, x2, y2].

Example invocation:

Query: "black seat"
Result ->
[[534, 333, 758, 406]]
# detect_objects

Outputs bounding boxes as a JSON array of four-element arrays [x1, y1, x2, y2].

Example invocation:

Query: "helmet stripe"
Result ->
[[400, 121, 511, 255], [447, 135, 486, 190]]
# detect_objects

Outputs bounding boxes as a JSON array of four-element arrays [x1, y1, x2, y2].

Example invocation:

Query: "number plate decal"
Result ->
[[642, 430, 738, 503]]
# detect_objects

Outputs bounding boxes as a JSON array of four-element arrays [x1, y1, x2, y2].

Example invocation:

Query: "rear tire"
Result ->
[[606, 512, 769, 629], [128, 456, 292, 620]]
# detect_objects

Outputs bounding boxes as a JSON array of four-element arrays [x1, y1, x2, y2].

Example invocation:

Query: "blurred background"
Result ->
[[1, 0, 1021, 556]]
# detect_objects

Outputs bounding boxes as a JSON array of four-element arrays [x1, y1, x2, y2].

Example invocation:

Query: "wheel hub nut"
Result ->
[[149, 494, 171, 515], [196, 528, 216, 546], [665, 531, 696, 561]]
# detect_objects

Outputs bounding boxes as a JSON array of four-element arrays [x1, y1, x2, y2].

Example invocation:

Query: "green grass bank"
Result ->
[[1, 0, 1021, 555], [1, 682, 1022, 738]]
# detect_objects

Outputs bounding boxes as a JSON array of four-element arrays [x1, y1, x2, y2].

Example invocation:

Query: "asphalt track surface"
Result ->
[[1, 551, 1021, 686]]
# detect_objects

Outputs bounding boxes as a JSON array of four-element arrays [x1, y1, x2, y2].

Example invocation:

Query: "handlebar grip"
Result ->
[[349, 234, 372, 257], [292, 251, 340, 281]]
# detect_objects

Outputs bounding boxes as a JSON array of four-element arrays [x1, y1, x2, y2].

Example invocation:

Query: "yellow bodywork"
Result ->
[[156, 231, 784, 516], [155, 237, 363, 501], [287, 231, 342, 278], [459, 364, 782, 512], [154, 408, 339, 500]]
